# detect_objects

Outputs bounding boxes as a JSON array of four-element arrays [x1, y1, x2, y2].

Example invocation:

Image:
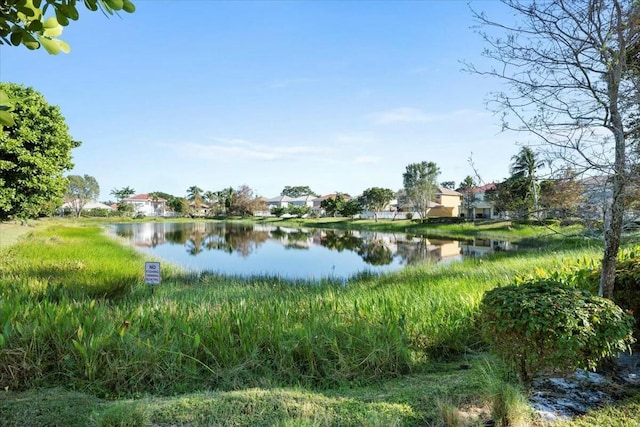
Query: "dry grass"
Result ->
[[0, 221, 39, 249]]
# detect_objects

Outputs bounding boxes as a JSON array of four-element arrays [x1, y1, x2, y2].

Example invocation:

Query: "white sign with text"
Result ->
[[145, 261, 161, 285]]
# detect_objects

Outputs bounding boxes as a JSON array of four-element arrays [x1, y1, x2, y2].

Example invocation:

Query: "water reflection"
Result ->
[[109, 222, 516, 279]]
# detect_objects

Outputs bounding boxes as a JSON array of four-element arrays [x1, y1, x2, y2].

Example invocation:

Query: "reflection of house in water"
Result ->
[[395, 237, 463, 265], [121, 222, 170, 248], [460, 238, 517, 258]]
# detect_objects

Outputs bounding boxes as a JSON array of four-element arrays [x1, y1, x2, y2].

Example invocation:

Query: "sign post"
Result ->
[[145, 261, 161, 294]]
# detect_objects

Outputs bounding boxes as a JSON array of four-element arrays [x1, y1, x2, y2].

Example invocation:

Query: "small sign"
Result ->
[[145, 261, 161, 285]]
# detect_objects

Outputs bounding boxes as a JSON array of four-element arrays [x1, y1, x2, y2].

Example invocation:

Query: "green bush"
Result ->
[[607, 258, 640, 339], [480, 279, 634, 383]]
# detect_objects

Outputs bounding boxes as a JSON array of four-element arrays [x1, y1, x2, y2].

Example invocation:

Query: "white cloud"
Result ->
[[368, 108, 488, 125], [177, 138, 332, 161]]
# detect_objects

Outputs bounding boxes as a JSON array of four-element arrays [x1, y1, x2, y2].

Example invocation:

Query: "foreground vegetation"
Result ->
[[0, 219, 638, 426]]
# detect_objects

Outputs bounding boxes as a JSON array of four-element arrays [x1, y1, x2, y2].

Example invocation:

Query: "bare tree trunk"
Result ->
[[600, 51, 627, 297]]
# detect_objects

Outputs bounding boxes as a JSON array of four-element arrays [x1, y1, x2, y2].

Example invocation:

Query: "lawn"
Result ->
[[0, 219, 637, 426]]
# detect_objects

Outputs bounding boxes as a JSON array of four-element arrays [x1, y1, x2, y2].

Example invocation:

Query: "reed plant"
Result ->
[[0, 222, 602, 397]]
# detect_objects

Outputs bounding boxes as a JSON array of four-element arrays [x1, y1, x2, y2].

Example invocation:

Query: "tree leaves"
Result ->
[[0, 83, 80, 220], [0, 0, 135, 51]]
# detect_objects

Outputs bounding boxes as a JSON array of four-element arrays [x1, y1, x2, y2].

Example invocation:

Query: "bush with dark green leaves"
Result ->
[[480, 279, 634, 383], [601, 258, 640, 339]]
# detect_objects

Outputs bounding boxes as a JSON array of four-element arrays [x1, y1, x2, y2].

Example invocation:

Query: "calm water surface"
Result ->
[[108, 222, 516, 280]]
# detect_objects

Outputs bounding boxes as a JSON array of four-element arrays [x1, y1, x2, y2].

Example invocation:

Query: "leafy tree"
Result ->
[[287, 204, 311, 217], [0, 83, 80, 221], [0, 0, 135, 53], [281, 185, 319, 198], [440, 181, 456, 190], [110, 186, 135, 203], [320, 194, 345, 217], [339, 199, 362, 218], [468, 0, 640, 298], [402, 161, 440, 222], [486, 176, 531, 220], [64, 174, 99, 217], [271, 206, 286, 218], [510, 147, 545, 220], [167, 197, 188, 216], [186, 185, 204, 215], [150, 191, 174, 201], [214, 187, 236, 215], [458, 175, 477, 221], [359, 187, 395, 222], [540, 169, 585, 219], [229, 185, 263, 216]]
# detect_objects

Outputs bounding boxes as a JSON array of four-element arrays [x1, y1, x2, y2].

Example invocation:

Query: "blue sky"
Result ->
[[1, 0, 523, 201]]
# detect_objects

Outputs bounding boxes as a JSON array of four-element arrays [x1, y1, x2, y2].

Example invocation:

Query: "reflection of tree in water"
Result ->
[[115, 228, 134, 239], [186, 232, 205, 255], [320, 231, 393, 265], [159, 223, 271, 257], [165, 229, 187, 244], [320, 230, 363, 252], [270, 226, 287, 240], [395, 237, 441, 265], [197, 225, 269, 257], [356, 240, 394, 265]]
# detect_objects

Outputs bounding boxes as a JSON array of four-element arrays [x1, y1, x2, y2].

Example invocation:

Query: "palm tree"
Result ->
[[510, 147, 545, 219], [186, 186, 204, 215]]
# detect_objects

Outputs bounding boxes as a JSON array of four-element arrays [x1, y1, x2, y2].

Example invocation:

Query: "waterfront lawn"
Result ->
[[1, 220, 636, 426]]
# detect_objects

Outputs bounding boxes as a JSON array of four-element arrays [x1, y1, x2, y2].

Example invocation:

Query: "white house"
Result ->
[[122, 194, 168, 217], [459, 183, 501, 220], [60, 200, 115, 214]]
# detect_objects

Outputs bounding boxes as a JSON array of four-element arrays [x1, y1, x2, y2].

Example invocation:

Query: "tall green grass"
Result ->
[[0, 223, 603, 397]]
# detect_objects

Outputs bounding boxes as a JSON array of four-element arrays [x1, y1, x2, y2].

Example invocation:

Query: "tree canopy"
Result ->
[[0, 83, 80, 220], [64, 174, 99, 217], [470, 0, 640, 298], [281, 186, 319, 198], [359, 187, 395, 222], [0, 0, 135, 53], [402, 161, 440, 221], [110, 186, 134, 201]]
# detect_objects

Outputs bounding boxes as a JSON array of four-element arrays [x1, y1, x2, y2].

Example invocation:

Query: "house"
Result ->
[[266, 195, 316, 211], [398, 187, 462, 218], [188, 201, 210, 217], [266, 195, 295, 211], [122, 194, 168, 217], [431, 187, 462, 217], [60, 200, 115, 215], [458, 183, 501, 220]]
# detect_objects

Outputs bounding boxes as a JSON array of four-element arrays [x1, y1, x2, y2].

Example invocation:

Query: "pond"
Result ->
[[108, 222, 516, 280]]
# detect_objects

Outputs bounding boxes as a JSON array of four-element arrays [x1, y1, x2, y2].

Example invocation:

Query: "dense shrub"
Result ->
[[82, 208, 111, 217], [605, 258, 640, 339], [480, 279, 634, 383]]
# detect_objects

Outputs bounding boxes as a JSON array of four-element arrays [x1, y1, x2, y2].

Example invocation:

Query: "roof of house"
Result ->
[[437, 186, 462, 196], [124, 193, 168, 202], [266, 195, 295, 203], [455, 183, 497, 194], [472, 183, 497, 193]]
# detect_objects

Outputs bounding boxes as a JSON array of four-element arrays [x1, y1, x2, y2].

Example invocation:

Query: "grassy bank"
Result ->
[[2, 220, 637, 426]]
